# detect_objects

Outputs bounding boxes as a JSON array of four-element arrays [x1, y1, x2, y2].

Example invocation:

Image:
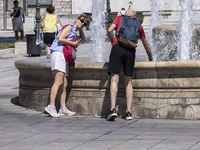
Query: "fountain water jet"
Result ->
[[152, 0, 199, 61], [148, 0, 162, 60], [90, 0, 107, 62], [177, 0, 195, 61]]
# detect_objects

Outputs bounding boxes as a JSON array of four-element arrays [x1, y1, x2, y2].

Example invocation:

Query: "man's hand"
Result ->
[[141, 38, 153, 61]]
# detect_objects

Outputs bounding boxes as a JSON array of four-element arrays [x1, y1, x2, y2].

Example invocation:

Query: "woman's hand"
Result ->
[[73, 41, 79, 48]]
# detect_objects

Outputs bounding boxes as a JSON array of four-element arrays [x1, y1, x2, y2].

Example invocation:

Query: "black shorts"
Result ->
[[108, 43, 135, 76], [43, 32, 56, 45]]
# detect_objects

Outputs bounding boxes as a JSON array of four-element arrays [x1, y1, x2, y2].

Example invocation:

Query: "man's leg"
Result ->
[[110, 73, 119, 110], [124, 75, 133, 112], [15, 31, 19, 41], [107, 73, 119, 121], [124, 75, 133, 120], [20, 30, 24, 41]]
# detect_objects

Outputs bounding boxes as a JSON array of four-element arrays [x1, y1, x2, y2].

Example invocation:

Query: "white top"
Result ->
[[117, 10, 125, 16], [10, 7, 24, 23]]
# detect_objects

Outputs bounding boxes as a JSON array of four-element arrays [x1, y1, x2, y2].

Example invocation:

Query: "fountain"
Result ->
[[153, 0, 200, 61], [148, 0, 161, 59], [90, 0, 107, 62], [15, 1, 200, 119]]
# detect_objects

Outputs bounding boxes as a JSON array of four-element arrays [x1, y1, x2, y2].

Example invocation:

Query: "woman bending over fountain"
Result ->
[[45, 14, 89, 117]]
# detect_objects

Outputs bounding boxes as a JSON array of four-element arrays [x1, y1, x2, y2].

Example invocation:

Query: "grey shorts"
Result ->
[[13, 22, 23, 31]]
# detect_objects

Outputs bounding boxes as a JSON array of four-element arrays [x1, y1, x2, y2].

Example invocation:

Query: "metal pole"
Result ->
[[128, 0, 133, 9], [3, 0, 7, 31], [106, 0, 113, 29], [24, 0, 28, 16], [34, 0, 41, 33]]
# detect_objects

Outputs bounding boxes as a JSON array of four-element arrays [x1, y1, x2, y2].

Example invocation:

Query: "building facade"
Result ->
[[0, 0, 72, 31], [1, 0, 200, 31]]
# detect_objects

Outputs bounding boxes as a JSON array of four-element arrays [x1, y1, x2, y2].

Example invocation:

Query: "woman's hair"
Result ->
[[77, 14, 90, 26], [46, 5, 55, 14]]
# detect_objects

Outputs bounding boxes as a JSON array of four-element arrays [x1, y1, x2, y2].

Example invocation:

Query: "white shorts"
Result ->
[[13, 22, 23, 31], [51, 51, 69, 77]]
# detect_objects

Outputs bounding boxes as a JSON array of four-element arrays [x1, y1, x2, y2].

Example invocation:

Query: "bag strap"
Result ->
[[61, 24, 71, 30]]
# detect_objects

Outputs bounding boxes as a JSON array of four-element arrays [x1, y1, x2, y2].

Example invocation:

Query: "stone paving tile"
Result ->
[[110, 127, 150, 136], [151, 139, 199, 149], [0, 146, 35, 150], [72, 147, 106, 150], [135, 131, 176, 140], [190, 142, 200, 150], [76, 140, 122, 149], [95, 134, 134, 141], [33, 147, 73, 150], [111, 148, 148, 150], [154, 148, 184, 150], [112, 139, 161, 149]]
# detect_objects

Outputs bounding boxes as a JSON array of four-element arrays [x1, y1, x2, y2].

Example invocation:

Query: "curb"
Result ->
[[0, 48, 14, 55]]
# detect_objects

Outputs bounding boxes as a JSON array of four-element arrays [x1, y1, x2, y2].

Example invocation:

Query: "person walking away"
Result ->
[[107, 9, 153, 121], [10, 0, 25, 42], [41, 5, 63, 58], [45, 14, 89, 117]]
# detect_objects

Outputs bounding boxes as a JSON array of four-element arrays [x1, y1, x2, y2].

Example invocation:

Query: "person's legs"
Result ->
[[49, 71, 64, 106], [110, 73, 119, 110], [46, 44, 51, 56], [47, 33, 56, 56], [58, 76, 76, 116], [15, 31, 19, 41], [124, 75, 133, 113], [19, 30, 24, 41], [59, 76, 68, 109], [45, 71, 64, 117], [107, 73, 119, 121]]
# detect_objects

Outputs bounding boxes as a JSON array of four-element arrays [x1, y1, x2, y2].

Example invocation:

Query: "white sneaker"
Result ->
[[58, 107, 76, 116], [45, 105, 60, 118]]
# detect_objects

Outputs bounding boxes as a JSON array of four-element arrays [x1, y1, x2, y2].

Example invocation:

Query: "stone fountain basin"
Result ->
[[15, 58, 200, 119]]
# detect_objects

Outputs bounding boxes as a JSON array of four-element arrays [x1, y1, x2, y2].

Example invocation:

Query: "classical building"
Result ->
[[0, 0, 200, 31]]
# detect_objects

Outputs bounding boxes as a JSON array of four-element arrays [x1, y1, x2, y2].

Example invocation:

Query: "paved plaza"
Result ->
[[0, 30, 200, 150]]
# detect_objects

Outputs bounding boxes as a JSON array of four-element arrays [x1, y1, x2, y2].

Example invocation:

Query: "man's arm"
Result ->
[[107, 24, 116, 45], [22, 14, 25, 23], [141, 38, 153, 61], [10, 8, 16, 17]]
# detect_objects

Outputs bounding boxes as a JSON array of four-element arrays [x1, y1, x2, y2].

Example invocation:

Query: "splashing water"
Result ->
[[177, 0, 195, 61], [90, 0, 107, 62], [151, 0, 198, 61], [148, 0, 162, 60]]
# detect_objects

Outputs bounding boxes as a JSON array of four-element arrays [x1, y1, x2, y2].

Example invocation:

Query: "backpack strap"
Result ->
[[61, 24, 70, 30]]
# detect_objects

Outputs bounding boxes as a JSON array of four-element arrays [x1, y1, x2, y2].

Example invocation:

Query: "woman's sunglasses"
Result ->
[[79, 19, 87, 26]]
